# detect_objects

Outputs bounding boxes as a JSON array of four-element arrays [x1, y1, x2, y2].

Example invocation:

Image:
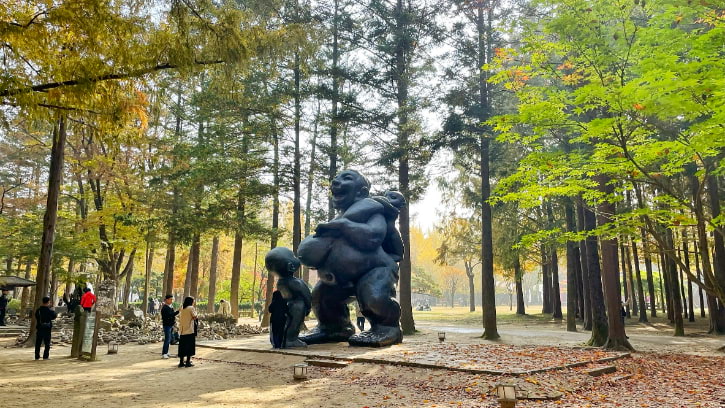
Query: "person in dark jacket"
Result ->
[[268, 290, 288, 349], [34, 296, 57, 360], [160, 295, 178, 359], [0, 290, 9, 326]]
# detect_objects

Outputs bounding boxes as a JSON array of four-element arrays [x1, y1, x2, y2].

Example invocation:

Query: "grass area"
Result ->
[[413, 306, 561, 326], [412, 306, 713, 334]]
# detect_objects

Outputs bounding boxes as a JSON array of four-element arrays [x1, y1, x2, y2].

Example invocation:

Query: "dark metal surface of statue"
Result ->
[[265, 247, 311, 348], [298, 170, 406, 347]]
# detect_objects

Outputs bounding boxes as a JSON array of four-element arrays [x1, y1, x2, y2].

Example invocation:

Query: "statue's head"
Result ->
[[330, 169, 370, 211], [265, 247, 301, 278], [384, 190, 406, 210]]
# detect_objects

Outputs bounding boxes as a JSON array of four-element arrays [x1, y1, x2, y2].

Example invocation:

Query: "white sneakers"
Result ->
[[162, 354, 170, 359]]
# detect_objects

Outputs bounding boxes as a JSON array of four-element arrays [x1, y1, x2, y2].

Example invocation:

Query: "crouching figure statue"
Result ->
[[298, 169, 406, 347]]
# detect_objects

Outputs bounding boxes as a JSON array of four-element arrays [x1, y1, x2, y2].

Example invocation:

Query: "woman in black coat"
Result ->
[[268, 291, 288, 348]]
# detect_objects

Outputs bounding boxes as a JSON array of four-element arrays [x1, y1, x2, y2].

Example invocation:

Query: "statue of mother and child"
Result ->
[[266, 169, 406, 348]]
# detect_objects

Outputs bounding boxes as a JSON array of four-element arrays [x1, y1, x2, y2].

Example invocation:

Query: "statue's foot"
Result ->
[[283, 338, 307, 348], [299, 324, 355, 344], [348, 325, 402, 347]]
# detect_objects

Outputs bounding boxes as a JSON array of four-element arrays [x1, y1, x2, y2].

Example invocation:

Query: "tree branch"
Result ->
[[0, 60, 224, 98]]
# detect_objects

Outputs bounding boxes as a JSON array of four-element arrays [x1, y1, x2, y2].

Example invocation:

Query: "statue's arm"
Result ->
[[338, 213, 387, 251], [286, 280, 312, 312], [389, 228, 405, 262]]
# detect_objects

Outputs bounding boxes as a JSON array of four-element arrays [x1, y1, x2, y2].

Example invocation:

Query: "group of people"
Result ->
[[160, 295, 198, 367]]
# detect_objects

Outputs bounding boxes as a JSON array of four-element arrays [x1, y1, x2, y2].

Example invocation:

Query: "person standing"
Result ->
[[177, 296, 198, 367], [218, 299, 231, 316], [0, 290, 9, 326], [80, 287, 96, 312], [34, 296, 57, 360], [160, 295, 178, 359], [268, 291, 287, 349], [354, 301, 366, 332]]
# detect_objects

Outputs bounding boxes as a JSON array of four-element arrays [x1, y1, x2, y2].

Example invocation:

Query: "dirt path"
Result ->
[[2, 320, 723, 408]]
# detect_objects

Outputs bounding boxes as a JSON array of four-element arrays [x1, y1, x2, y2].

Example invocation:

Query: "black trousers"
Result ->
[[0, 308, 5, 325], [270, 320, 286, 348], [35, 328, 51, 360]]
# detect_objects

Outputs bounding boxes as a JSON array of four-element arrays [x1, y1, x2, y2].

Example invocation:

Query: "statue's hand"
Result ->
[[314, 219, 348, 236]]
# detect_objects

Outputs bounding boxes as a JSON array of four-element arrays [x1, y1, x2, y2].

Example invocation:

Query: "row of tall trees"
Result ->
[[2, 0, 724, 353]]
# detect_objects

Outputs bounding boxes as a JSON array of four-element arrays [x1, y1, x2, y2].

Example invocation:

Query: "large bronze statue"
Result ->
[[298, 170, 406, 347]]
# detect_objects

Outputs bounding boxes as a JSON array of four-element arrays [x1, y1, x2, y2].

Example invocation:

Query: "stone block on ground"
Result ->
[[305, 359, 350, 368], [585, 365, 617, 377]]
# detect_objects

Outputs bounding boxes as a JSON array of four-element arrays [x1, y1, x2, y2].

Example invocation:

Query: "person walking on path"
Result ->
[[34, 296, 57, 360], [177, 296, 198, 367], [161, 295, 178, 359], [0, 290, 9, 326], [268, 291, 288, 349], [80, 287, 96, 312], [218, 299, 232, 316]]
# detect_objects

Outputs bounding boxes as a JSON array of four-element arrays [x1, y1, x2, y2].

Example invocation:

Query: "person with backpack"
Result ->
[[34, 296, 57, 360], [160, 295, 178, 359]]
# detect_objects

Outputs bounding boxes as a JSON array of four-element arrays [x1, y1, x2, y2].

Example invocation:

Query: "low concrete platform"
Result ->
[[198, 329, 630, 376]]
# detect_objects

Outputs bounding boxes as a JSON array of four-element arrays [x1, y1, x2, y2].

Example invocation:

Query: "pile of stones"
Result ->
[[13, 309, 263, 346]]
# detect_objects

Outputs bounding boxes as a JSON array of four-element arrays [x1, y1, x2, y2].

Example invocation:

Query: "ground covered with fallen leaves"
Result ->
[[2, 328, 723, 408]]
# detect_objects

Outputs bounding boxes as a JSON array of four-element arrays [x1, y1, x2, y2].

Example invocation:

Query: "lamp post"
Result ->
[[293, 363, 308, 380], [437, 332, 446, 342], [107, 341, 119, 355], [496, 383, 517, 408]]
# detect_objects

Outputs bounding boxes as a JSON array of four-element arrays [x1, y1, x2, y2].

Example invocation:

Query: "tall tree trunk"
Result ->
[[694, 242, 706, 318], [541, 246, 551, 314], [620, 242, 631, 318], [583, 205, 608, 346], [514, 255, 525, 315], [142, 238, 154, 316], [682, 231, 695, 322], [49, 257, 59, 307], [630, 239, 648, 323], [705, 175, 725, 333], [122, 254, 134, 308], [21, 261, 32, 310], [665, 229, 685, 336], [577, 200, 592, 330], [163, 239, 176, 298], [690, 175, 725, 333], [595, 176, 632, 350], [261, 128, 280, 328], [625, 243, 638, 316], [207, 236, 219, 313], [190, 233, 201, 299], [64, 257, 76, 300], [29, 116, 67, 345], [302, 104, 320, 284], [394, 0, 416, 336], [466, 262, 475, 312], [183, 250, 192, 299], [641, 229, 657, 317], [565, 201, 578, 331], [550, 246, 563, 319], [292, 42, 302, 261], [230, 231, 243, 319], [328, 0, 340, 220], [479, 136, 498, 339], [657, 255, 667, 315]]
